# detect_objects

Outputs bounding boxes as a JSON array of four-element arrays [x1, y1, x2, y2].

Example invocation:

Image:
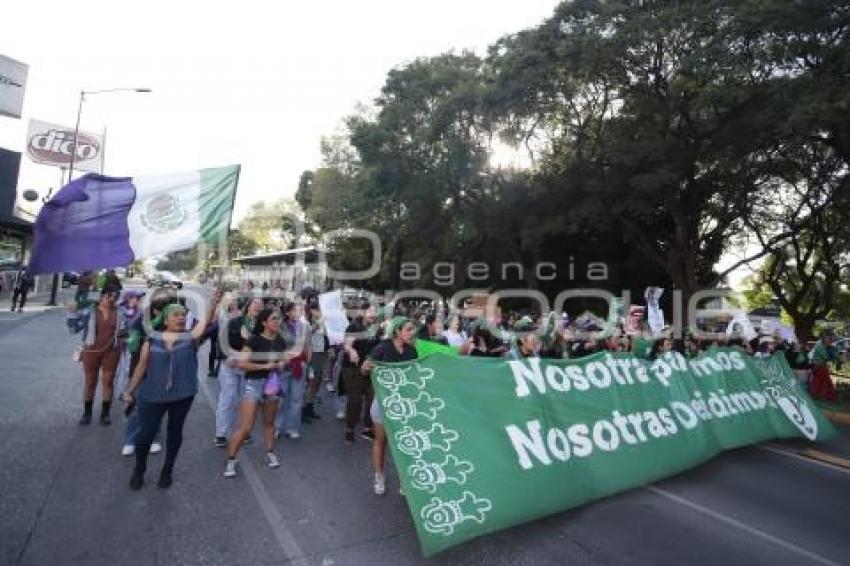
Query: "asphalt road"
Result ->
[[1, 296, 848, 566]]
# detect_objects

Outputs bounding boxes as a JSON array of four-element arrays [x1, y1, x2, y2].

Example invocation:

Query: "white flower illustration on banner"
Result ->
[[383, 391, 445, 424], [755, 357, 818, 440], [375, 363, 434, 391], [408, 455, 475, 494], [421, 491, 493, 536], [395, 424, 459, 458]]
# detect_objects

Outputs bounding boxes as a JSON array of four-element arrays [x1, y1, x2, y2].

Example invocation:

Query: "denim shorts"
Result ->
[[241, 377, 281, 403], [370, 398, 383, 425]]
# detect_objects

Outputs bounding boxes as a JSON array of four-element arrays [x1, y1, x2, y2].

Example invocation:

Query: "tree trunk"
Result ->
[[793, 316, 815, 345]]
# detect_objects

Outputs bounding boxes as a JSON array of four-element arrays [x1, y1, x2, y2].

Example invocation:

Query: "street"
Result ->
[[1, 302, 849, 566]]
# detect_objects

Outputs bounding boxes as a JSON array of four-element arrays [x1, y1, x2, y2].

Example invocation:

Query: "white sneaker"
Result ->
[[326, 383, 336, 393], [335, 411, 345, 420], [150, 442, 162, 454], [374, 474, 386, 496], [223, 459, 238, 478], [121, 444, 135, 457], [285, 430, 301, 440], [265, 452, 281, 469]]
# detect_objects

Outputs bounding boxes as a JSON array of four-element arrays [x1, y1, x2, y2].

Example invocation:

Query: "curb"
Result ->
[[799, 449, 850, 470], [822, 410, 850, 427]]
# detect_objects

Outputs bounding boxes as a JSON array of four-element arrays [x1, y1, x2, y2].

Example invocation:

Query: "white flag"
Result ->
[[644, 287, 665, 333], [318, 290, 348, 346]]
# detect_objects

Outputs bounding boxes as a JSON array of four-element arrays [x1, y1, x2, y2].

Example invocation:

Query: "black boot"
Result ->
[[100, 401, 112, 426], [157, 467, 173, 489], [79, 401, 93, 425], [129, 468, 144, 490], [306, 402, 321, 421]]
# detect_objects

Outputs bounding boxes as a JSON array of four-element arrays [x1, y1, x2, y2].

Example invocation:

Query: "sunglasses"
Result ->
[[269, 316, 282, 322]]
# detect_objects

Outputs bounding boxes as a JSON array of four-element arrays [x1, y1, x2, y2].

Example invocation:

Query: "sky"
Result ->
[[0, 0, 561, 222], [0, 0, 757, 289]]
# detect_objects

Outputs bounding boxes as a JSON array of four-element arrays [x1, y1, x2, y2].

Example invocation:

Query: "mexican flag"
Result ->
[[28, 165, 240, 274]]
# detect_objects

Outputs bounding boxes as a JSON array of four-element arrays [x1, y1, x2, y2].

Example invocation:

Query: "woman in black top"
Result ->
[[362, 317, 417, 495], [224, 308, 293, 477]]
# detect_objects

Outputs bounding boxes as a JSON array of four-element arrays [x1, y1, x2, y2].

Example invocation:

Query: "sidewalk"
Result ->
[[0, 288, 68, 314]]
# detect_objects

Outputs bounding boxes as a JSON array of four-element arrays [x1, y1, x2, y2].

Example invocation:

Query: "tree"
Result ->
[[486, 1, 791, 304], [236, 198, 306, 252], [296, 0, 850, 318], [743, 178, 850, 342]]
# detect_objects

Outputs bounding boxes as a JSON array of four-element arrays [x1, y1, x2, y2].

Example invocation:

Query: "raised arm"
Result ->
[[191, 289, 224, 342]]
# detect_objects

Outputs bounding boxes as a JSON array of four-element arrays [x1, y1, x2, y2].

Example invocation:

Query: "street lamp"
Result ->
[[45, 87, 151, 306], [68, 87, 152, 180]]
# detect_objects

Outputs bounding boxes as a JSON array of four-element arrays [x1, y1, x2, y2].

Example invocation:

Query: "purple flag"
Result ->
[[28, 175, 136, 274]]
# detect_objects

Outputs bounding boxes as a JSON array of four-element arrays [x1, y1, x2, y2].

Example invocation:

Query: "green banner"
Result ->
[[372, 349, 835, 556], [415, 339, 459, 358]]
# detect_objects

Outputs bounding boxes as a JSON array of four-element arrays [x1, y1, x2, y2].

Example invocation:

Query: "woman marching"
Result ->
[[361, 317, 417, 495], [214, 296, 263, 447], [275, 301, 311, 439], [119, 290, 163, 457], [223, 307, 294, 477], [122, 290, 223, 490], [302, 302, 327, 424], [76, 290, 126, 426]]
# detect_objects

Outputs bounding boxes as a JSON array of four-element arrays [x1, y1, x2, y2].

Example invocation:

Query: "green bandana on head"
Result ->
[[153, 303, 186, 329], [390, 316, 411, 338]]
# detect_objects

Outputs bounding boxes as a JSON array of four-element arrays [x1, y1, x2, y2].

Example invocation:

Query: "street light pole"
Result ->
[[45, 87, 151, 306], [68, 90, 85, 181]]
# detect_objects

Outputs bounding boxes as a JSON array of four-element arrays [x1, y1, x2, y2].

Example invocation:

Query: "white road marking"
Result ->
[[199, 377, 309, 565], [757, 444, 850, 476], [645, 485, 841, 566]]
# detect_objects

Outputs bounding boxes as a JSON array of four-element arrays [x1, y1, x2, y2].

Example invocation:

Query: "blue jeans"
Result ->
[[123, 345, 159, 446], [124, 405, 161, 446], [215, 363, 243, 438], [275, 370, 307, 433]]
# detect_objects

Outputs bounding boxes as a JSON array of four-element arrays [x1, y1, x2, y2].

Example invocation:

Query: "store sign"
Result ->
[[0, 55, 27, 119], [26, 119, 104, 173]]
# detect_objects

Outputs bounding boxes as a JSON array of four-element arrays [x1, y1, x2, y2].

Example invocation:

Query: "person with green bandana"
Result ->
[[213, 296, 263, 447], [626, 305, 653, 360], [506, 317, 541, 360], [362, 316, 417, 495], [120, 290, 162, 457], [342, 303, 382, 443], [809, 330, 839, 401]]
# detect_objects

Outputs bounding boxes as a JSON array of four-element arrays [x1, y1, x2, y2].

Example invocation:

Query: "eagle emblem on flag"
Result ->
[[140, 193, 186, 233]]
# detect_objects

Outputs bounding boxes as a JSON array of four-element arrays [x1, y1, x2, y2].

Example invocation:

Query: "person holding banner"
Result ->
[[506, 317, 541, 360], [362, 317, 417, 495], [809, 330, 839, 401], [342, 304, 381, 444]]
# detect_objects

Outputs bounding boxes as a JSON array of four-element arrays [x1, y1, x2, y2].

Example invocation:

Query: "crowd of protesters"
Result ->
[[64, 276, 846, 494]]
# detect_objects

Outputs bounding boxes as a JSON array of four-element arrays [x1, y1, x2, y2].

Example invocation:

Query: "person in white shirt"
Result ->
[[442, 315, 468, 347]]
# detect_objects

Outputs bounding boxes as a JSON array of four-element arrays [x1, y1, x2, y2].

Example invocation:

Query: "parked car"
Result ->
[[61, 272, 80, 288], [146, 271, 183, 290]]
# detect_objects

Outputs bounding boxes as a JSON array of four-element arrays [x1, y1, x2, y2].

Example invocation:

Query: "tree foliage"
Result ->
[[296, 0, 850, 325]]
